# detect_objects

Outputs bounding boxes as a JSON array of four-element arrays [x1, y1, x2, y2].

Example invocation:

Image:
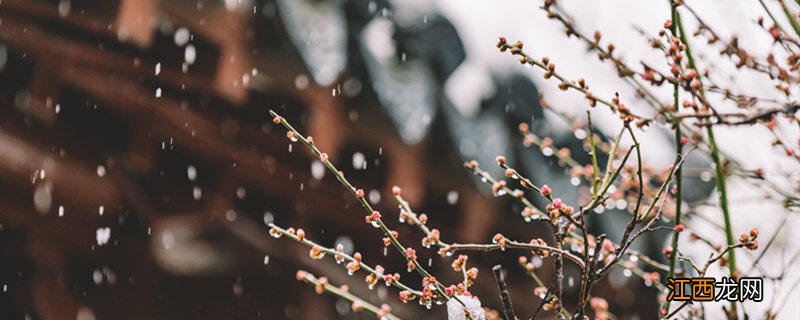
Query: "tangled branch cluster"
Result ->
[[265, 1, 798, 319]]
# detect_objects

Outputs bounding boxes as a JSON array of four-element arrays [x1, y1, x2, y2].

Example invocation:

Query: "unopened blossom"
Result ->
[[365, 273, 378, 287], [540, 184, 552, 197], [422, 229, 440, 248], [549, 209, 560, 221], [384, 230, 399, 247], [591, 297, 611, 320], [454, 283, 468, 295], [521, 207, 536, 220], [465, 268, 478, 285], [346, 252, 361, 272], [269, 227, 282, 238], [418, 289, 433, 307], [492, 233, 507, 250], [309, 245, 324, 259], [662, 246, 673, 258], [451, 255, 468, 272], [335, 244, 345, 263], [643, 272, 660, 285], [530, 238, 550, 257], [383, 273, 399, 286], [365, 211, 381, 225], [491, 180, 507, 194], [590, 297, 609, 311], [399, 209, 411, 224], [444, 285, 455, 296], [739, 233, 750, 244], [549, 198, 563, 210], [314, 277, 328, 294], [398, 290, 416, 303], [542, 296, 559, 311], [404, 247, 417, 261]]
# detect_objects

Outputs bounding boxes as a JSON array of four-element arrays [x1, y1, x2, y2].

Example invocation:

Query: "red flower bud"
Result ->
[[540, 184, 552, 197]]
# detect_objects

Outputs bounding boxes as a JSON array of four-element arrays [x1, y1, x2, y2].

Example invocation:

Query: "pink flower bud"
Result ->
[[405, 248, 417, 261], [540, 185, 552, 197]]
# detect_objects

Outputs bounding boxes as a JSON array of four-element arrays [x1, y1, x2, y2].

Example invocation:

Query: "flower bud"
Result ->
[[314, 277, 328, 294], [309, 245, 324, 259], [540, 185, 552, 197], [405, 248, 417, 261]]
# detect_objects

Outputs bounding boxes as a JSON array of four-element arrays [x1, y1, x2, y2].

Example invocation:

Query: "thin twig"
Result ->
[[492, 265, 518, 320], [296, 271, 403, 320]]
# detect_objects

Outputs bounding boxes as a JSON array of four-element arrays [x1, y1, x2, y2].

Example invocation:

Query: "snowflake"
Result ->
[[447, 295, 486, 320]]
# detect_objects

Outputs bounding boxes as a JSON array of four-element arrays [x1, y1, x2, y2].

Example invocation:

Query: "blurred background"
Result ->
[[0, 0, 797, 319]]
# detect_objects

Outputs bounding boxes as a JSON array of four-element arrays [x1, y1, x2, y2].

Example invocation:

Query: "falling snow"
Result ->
[[95, 228, 111, 246]]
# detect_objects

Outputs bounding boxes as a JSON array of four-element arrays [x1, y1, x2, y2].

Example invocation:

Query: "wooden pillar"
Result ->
[[210, 9, 250, 104], [116, 0, 157, 47], [25, 62, 61, 123]]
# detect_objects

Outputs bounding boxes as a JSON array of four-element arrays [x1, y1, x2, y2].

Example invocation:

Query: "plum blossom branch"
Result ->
[[269, 111, 474, 316], [497, 38, 651, 123], [295, 270, 402, 320], [268, 224, 422, 296], [446, 238, 586, 270]]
